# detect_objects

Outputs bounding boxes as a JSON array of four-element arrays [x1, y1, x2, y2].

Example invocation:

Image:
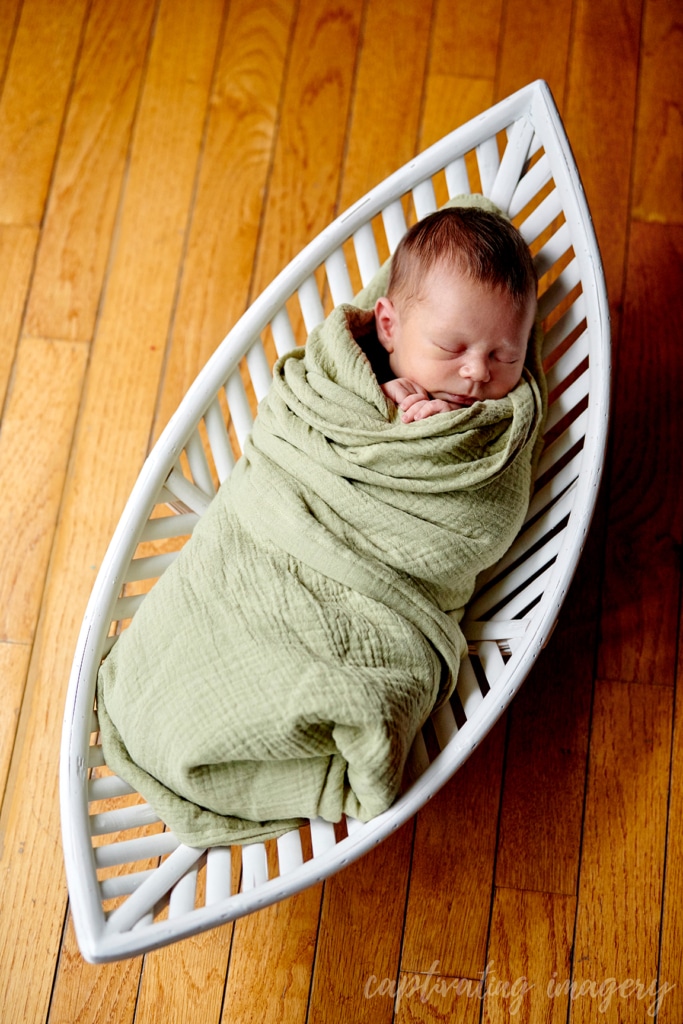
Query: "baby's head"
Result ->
[[374, 206, 538, 407]]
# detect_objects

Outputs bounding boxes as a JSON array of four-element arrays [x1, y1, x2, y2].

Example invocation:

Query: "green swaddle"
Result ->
[[97, 196, 545, 846]]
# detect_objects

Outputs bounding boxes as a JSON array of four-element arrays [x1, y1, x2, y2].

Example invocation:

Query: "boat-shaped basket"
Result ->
[[60, 79, 610, 963]]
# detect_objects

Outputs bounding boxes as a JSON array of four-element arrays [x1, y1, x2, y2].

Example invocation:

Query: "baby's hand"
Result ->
[[382, 378, 461, 423], [381, 378, 429, 406], [399, 394, 464, 422]]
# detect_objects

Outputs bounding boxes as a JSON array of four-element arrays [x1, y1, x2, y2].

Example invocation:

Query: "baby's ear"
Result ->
[[374, 296, 397, 352]]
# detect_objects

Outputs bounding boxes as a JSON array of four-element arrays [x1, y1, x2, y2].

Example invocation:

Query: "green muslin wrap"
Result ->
[[96, 196, 546, 846]]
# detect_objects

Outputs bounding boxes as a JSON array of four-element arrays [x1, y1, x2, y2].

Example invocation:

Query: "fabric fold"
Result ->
[[96, 195, 546, 846]]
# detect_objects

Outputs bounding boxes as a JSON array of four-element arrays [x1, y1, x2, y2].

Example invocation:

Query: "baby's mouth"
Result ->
[[435, 392, 478, 407]]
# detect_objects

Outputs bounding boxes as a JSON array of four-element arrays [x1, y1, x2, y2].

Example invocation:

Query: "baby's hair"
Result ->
[[387, 206, 537, 311]]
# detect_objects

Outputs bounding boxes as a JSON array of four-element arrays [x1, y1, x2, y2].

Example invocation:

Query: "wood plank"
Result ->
[[153, 0, 296, 440], [0, 2, 224, 1021], [0, 224, 38, 409], [494, 535, 599, 894], [563, 0, 643, 309], [401, 719, 506, 979], [337, 0, 433, 211], [597, 223, 683, 685], [0, 0, 21, 82], [221, 885, 322, 1024], [496, 0, 572, 109], [571, 680, 671, 1023], [429, 0, 502, 80], [419, 2, 503, 158], [0, 338, 89, 645], [308, 822, 414, 1024], [23, 0, 155, 342], [0, 641, 31, 804], [392, 971, 482, 1024], [44, 918, 142, 1024], [135, 926, 234, 1024], [483, 889, 574, 1024], [0, 0, 88, 225], [632, 0, 683, 223], [249, 0, 364, 300], [657, 613, 683, 1024], [420, 78, 495, 155], [70, 0, 224, 479]]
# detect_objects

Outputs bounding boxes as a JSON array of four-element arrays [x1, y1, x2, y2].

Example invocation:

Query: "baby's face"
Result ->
[[375, 263, 536, 407]]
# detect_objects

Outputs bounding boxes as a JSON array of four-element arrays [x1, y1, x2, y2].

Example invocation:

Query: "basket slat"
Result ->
[[104, 844, 205, 934], [169, 866, 199, 919], [352, 222, 382, 287], [325, 247, 356, 306], [139, 511, 199, 542], [382, 199, 408, 253], [412, 177, 438, 219], [476, 136, 501, 195], [489, 116, 536, 211], [185, 429, 215, 497], [224, 373, 255, 451], [509, 151, 552, 219], [205, 846, 233, 904], [271, 307, 298, 357], [298, 275, 326, 333], [444, 156, 470, 198], [241, 843, 268, 891], [245, 339, 274, 402], [203, 398, 235, 484]]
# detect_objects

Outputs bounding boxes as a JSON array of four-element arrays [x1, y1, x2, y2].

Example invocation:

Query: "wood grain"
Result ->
[[597, 223, 683, 685], [571, 680, 671, 1024], [657, 613, 683, 1024], [249, 0, 364, 300], [483, 889, 575, 1024], [46, 918, 142, 1024], [496, 0, 573, 109], [23, 0, 155, 341], [135, 927, 233, 1024], [308, 822, 414, 1024], [429, 0, 502, 79], [494, 537, 599, 894], [0, 2, 224, 1021], [0, 224, 38, 408], [153, 0, 296, 441], [420, 78, 495, 155], [337, 0, 433, 211], [0, 338, 88, 644], [563, 0, 643, 309], [393, 971, 482, 1024], [401, 720, 506, 979], [0, 0, 22, 80], [222, 886, 322, 1024], [632, 0, 683, 223], [0, 0, 88, 225], [0, 640, 30, 804]]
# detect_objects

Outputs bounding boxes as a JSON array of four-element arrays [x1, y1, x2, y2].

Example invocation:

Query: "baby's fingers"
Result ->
[[399, 392, 428, 411], [399, 398, 433, 422], [406, 399, 457, 421]]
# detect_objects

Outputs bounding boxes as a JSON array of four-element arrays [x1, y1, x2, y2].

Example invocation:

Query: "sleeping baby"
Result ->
[[373, 205, 536, 420], [96, 196, 545, 846]]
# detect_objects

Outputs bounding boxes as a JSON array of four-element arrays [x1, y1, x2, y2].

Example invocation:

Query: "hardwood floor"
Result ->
[[0, 0, 681, 1021]]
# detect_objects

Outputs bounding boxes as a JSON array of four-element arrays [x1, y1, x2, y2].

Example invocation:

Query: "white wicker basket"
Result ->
[[60, 80, 610, 963]]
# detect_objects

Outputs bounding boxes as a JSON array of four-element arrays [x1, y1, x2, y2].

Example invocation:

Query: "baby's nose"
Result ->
[[460, 355, 490, 382]]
